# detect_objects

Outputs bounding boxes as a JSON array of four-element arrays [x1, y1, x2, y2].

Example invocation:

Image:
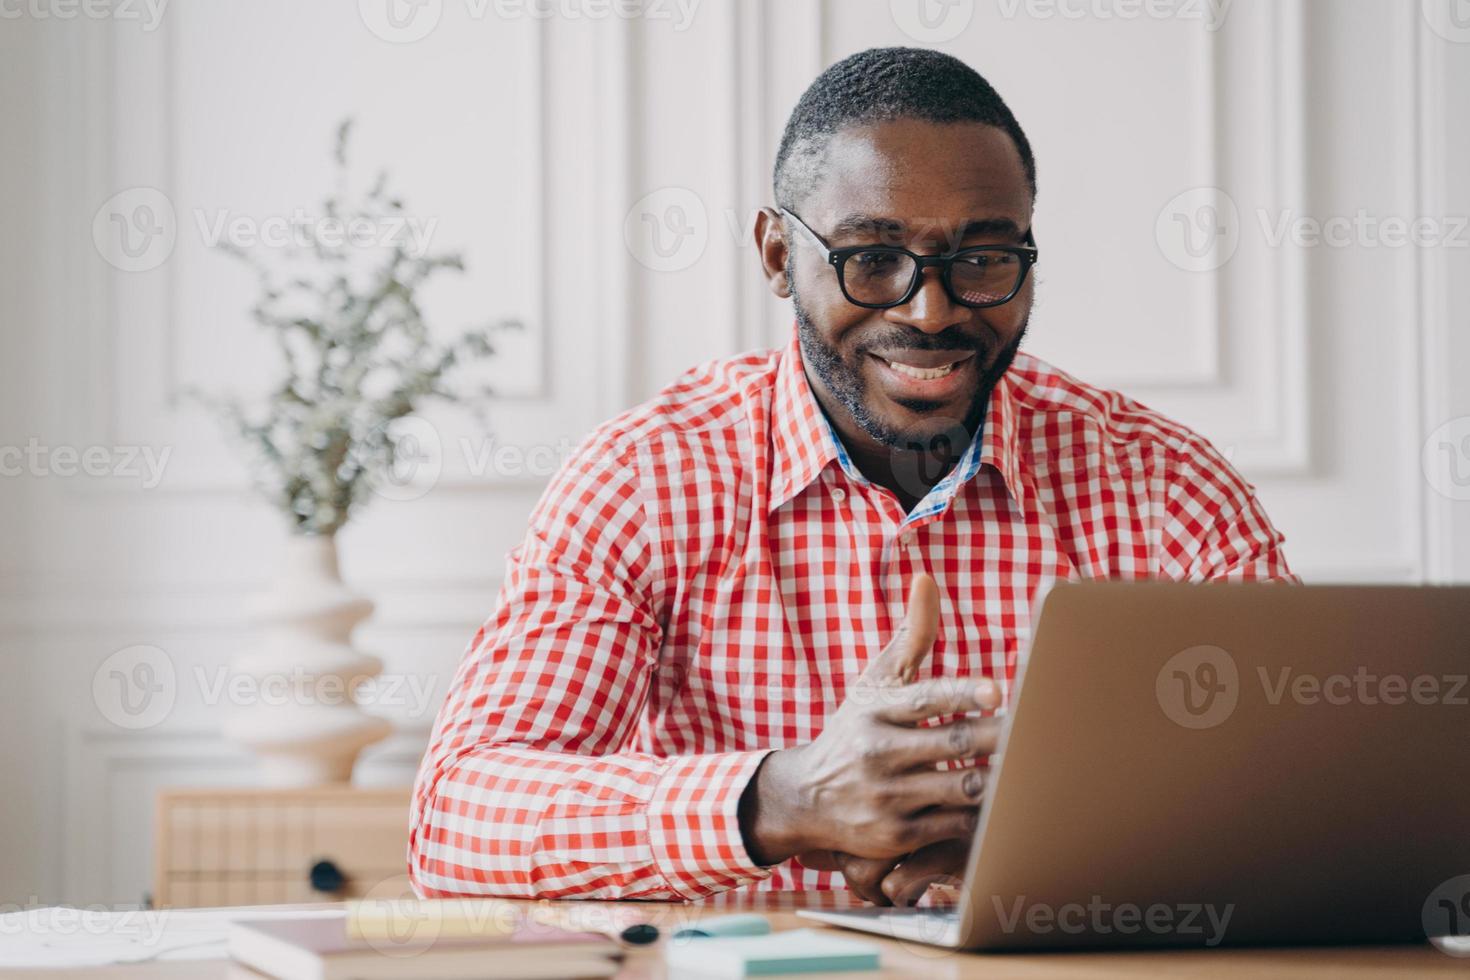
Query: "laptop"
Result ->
[[798, 582, 1470, 950]]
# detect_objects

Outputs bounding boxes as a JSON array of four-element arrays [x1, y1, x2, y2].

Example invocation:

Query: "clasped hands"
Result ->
[[740, 573, 1004, 906]]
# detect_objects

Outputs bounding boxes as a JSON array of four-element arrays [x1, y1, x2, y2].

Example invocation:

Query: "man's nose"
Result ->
[[886, 266, 969, 334]]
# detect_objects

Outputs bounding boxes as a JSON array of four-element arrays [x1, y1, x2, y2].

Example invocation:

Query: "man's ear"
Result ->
[[753, 206, 792, 300]]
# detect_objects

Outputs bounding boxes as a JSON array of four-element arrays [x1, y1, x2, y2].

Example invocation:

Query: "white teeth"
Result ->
[[887, 360, 956, 381]]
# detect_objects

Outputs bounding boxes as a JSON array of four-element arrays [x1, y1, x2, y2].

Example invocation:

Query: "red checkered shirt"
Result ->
[[409, 324, 1296, 900]]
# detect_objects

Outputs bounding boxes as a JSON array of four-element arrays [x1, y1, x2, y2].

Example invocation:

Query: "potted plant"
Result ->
[[194, 120, 513, 784]]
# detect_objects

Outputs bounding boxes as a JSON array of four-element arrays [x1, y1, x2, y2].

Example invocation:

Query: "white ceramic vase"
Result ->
[[222, 533, 392, 785]]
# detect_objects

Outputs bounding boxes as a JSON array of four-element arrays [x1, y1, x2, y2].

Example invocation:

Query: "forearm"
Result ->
[[410, 744, 775, 900]]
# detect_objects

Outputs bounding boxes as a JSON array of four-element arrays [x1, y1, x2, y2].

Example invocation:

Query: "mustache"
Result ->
[[854, 330, 985, 357]]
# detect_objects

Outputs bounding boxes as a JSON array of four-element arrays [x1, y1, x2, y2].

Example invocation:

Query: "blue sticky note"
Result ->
[[671, 913, 773, 940], [664, 928, 881, 976]]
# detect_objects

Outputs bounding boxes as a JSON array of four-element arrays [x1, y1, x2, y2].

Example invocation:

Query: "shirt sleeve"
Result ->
[[1159, 442, 1301, 583], [408, 434, 774, 900]]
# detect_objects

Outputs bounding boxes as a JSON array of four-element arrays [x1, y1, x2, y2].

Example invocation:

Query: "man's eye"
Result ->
[[956, 252, 1015, 268], [853, 250, 901, 268]]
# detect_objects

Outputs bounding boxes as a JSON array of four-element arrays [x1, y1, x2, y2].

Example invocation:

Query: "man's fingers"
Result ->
[[873, 677, 1001, 724], [837, 853, 901, 907], [881, 839, 972, 908], [797, 850, 906, 906], [901, 807, 980, 854], [862, 574, 940, 684], [792, 849, 844, 872], [896, 766, 988, 810], [887, 716, 1003, 769]]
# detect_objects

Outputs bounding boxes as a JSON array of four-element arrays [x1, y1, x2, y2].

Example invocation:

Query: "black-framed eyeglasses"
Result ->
[[780, 207, 1039, 310]]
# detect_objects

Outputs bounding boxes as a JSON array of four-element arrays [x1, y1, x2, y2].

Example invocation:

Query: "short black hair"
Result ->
[[773, 46, 1037, 211]]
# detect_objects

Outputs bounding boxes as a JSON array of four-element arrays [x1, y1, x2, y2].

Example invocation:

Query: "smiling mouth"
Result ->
[[869, 351, 977, 381], [884, 359, 964, 381]]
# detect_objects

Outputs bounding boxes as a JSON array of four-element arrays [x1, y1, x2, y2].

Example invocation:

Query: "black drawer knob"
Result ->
[[309, 859, 348, 894]]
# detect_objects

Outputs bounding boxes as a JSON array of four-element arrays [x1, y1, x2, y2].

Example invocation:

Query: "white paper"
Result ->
[[0, 905, 343, 969]]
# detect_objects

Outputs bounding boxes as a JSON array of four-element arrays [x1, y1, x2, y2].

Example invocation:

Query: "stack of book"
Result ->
[[229, 912, 622, 980]]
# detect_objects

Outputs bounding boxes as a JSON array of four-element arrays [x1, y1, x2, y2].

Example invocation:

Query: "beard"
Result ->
[[790, 267, 1028, 453]]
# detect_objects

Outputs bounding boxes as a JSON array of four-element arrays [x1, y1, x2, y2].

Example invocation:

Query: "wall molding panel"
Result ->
[[92, 9, 564, 495]]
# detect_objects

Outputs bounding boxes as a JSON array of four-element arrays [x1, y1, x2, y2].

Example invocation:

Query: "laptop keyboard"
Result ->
[[846, 906, 960, 923]]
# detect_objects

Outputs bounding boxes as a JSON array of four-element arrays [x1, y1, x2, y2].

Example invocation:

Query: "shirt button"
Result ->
[[831, 487, 847, 503], [898, 530, 915, 547]]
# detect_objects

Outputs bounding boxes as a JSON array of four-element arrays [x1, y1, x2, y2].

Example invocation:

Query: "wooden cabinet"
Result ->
[[152, 786, 413, 908]]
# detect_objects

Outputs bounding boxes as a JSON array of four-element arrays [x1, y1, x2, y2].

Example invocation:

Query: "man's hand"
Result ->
[[797, 837, 973, 906], [738, 573, 1003, 869]]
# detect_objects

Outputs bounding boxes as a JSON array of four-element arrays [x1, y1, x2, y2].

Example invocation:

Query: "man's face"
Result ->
[[780, 119, 1035, 452]]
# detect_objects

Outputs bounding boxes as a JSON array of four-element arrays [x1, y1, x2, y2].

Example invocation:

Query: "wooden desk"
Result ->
[[13, 892, 1464, 978]]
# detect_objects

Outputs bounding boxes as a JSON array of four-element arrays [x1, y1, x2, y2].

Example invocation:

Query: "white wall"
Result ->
[[0, 0, 1466, 906]]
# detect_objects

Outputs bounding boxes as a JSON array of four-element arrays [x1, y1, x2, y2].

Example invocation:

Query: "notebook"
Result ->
[[663, 928, 880, 977], [229, 912, 621, 980]]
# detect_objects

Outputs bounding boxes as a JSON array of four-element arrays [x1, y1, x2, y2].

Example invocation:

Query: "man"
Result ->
[[409, 47, 1295, 909]]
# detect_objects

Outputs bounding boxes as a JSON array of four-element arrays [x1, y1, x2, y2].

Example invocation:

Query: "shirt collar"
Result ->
[[768, 326, 841, 512], [977, 360, 1027, 507], [767, 322, 1027, 514]]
